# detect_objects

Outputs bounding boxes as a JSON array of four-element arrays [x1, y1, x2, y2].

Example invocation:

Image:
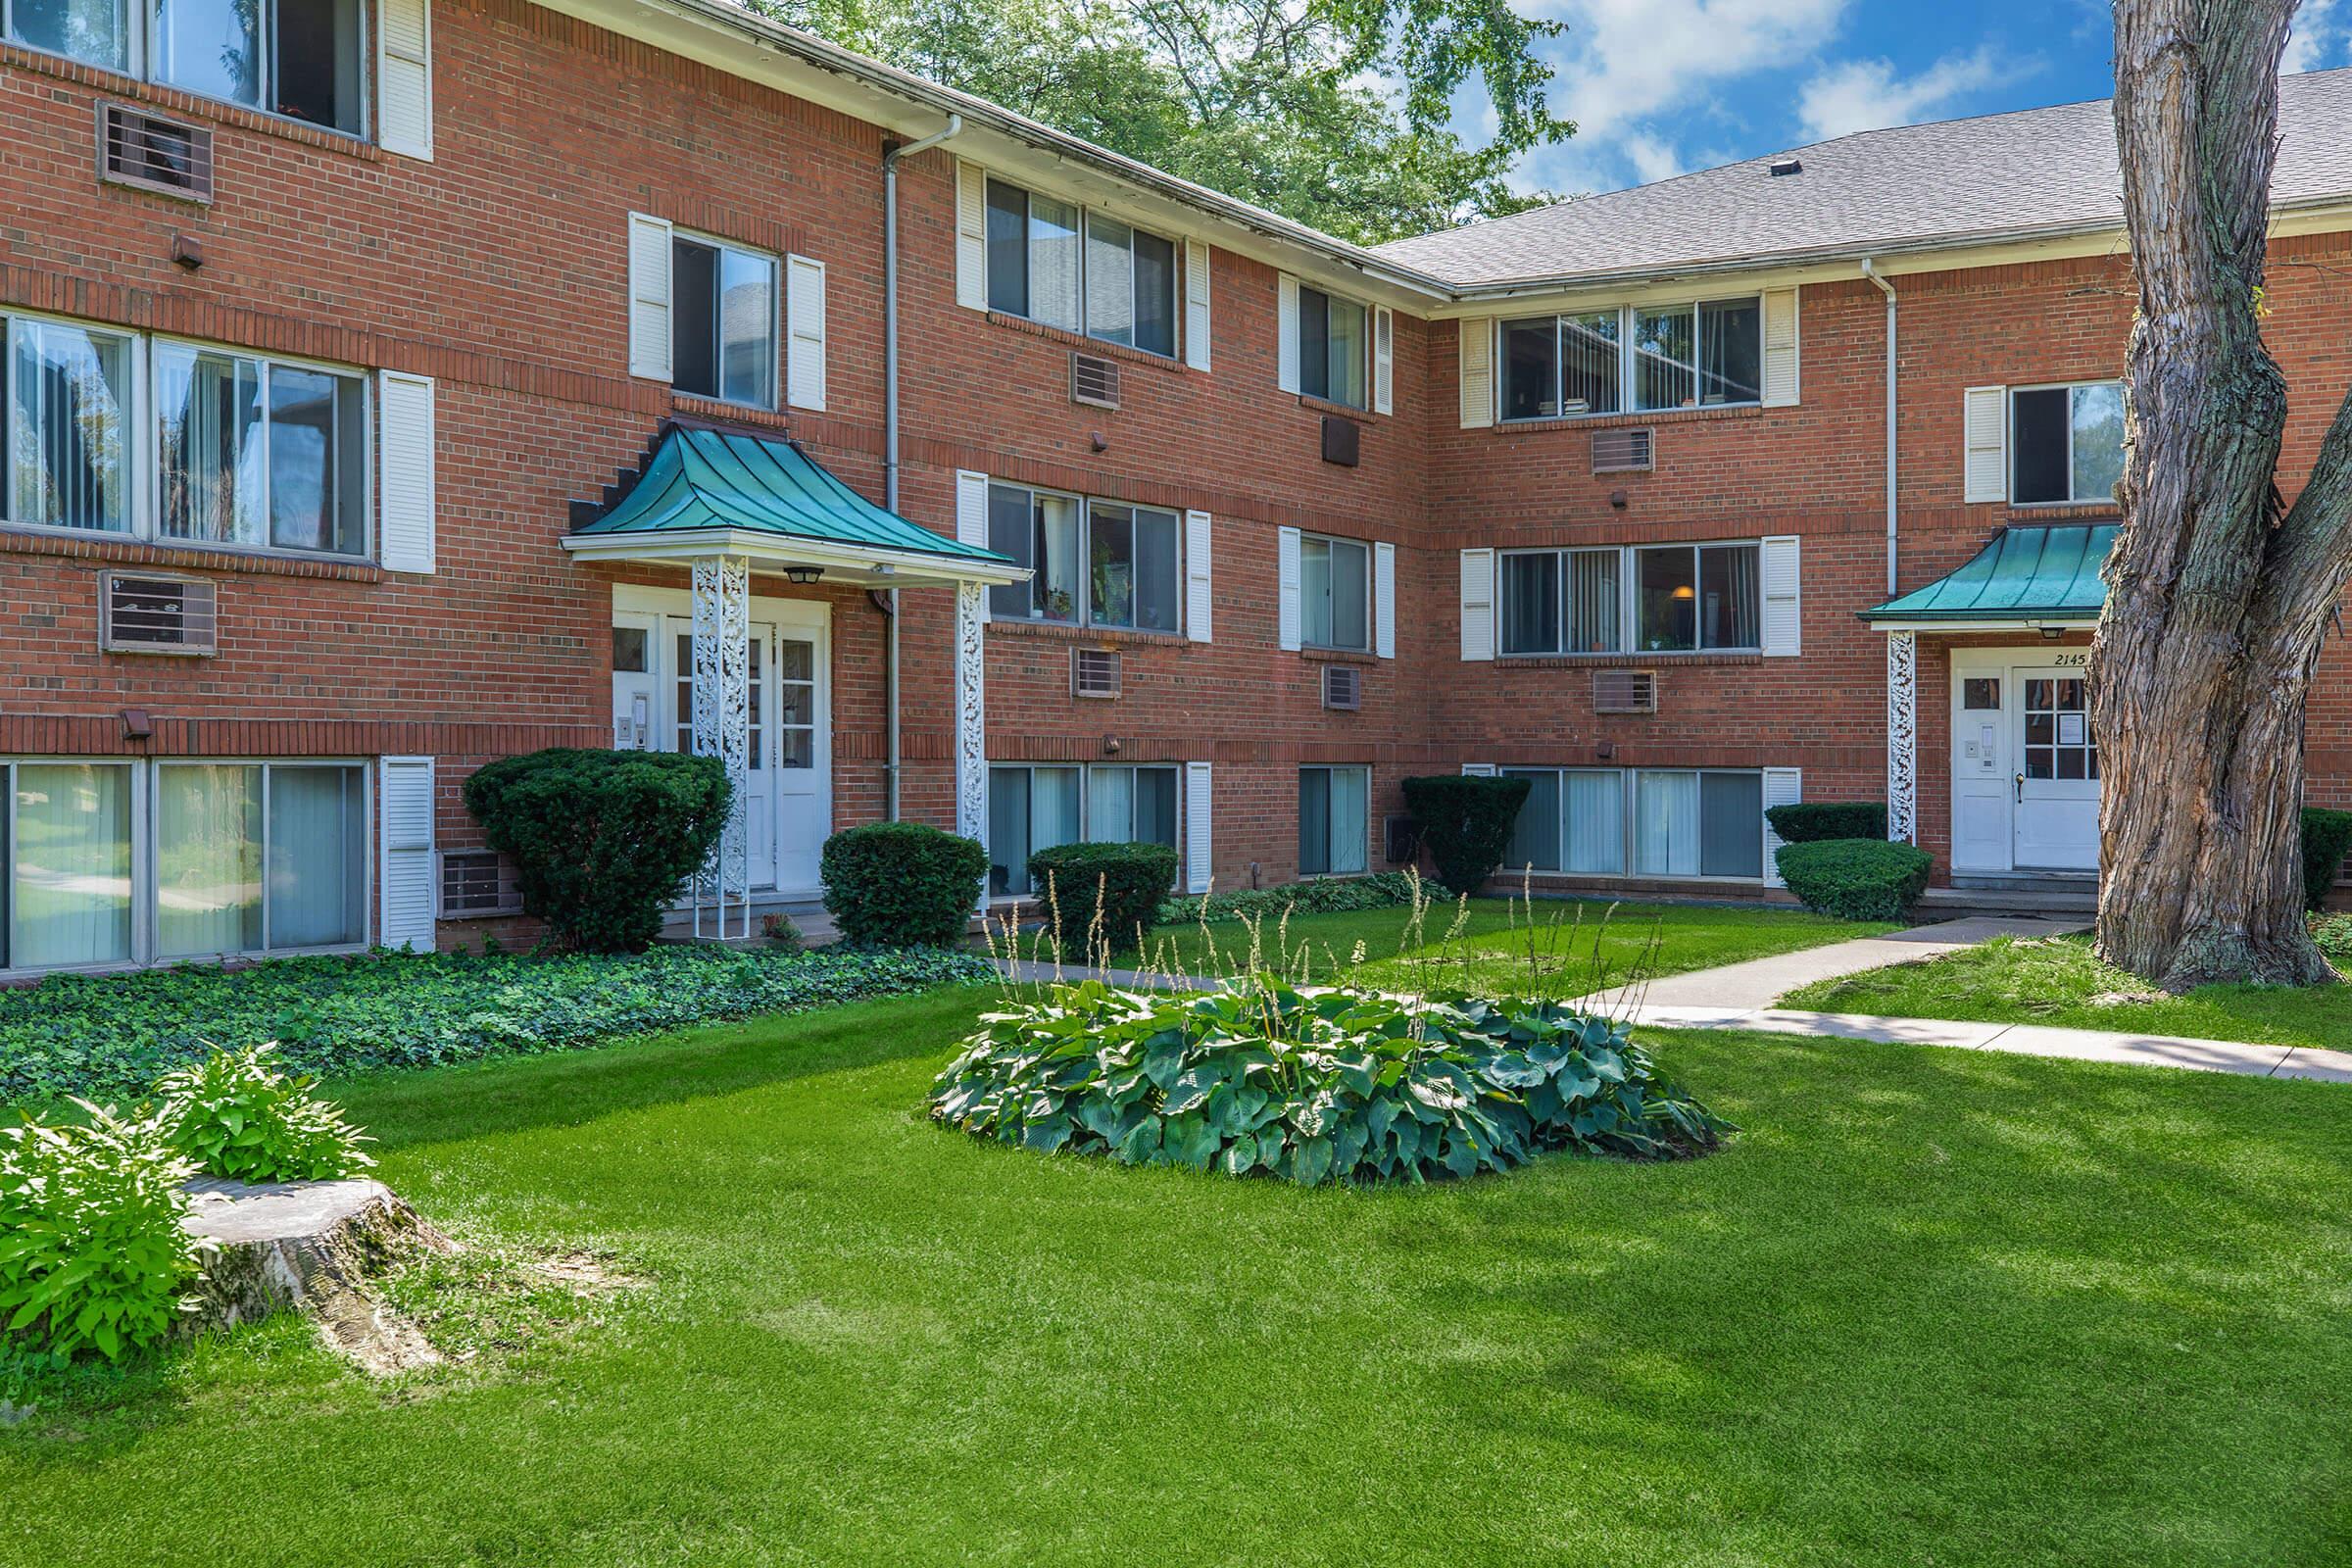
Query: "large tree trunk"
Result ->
[[2096, 0, 2352, 989]]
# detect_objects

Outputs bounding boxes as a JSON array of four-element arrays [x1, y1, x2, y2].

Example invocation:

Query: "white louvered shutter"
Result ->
[[956, 469, 991, 623], [1762, 766, 1803, 887], [378, 0, 431, 161], [1458, 318, 1494, 428], [1761, 535, 1800, 657], [786, 254, 826, 412], [1276, 274, 1300, 394], [626, 213, 673, 381], [1184, 240, 1212, 370], [1964, 385, 2008, 503], [377, 370, 435, 573], [1185, 509, 1213, 643], [1459, 548, 1494, 661], [1184, 761, 1214, 894], [378, 757, 437, 952], [1374, 541, 1396, 659], [1761, 288, 1799, 407], [956, 162, 988, 312], [1372, 306, 1395, 415], [1277, 526, 1302, 651]]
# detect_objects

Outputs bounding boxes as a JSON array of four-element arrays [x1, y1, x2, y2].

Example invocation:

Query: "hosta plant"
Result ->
[[154, 1043, 374, 1183], [0, 1102, 206, 1364], [933, 978, 1726, 1185]]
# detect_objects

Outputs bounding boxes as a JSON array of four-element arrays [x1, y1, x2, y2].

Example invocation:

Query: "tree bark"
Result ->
[[2096, 0, 2352, 989]]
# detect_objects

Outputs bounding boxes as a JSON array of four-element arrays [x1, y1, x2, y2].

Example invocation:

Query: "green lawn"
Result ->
[[6, 985, 2348, 1566], [1102, 896, 1891, 993], [1784, 932, 2352, 1052]]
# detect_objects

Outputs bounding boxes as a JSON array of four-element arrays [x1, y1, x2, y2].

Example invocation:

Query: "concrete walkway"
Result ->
[[1591, 915, 2089, 1010]]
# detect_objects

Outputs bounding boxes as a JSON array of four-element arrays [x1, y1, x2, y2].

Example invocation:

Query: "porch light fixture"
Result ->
[[786, 566, 825, 585], [2040, 625, 2065, 641]]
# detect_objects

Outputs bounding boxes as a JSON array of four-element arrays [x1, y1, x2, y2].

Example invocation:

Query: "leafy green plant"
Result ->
[[820, 822, 988, 948], [1776, 839, 1934, 923], [2312, 912, 2352, 966], [464, 749, 731, 953], [2302, 808, 2352, 911], [153, 1044, 373, 1183], [1029, 841, 1181, 958], [934, 978, 1726, 1183], [1766, 802, 1889, 845], [0, 1103, 205, 1364], [1401, 774, 1533, 894], [0, 946, 996, 1105], [1155, 871, 1427, 927]]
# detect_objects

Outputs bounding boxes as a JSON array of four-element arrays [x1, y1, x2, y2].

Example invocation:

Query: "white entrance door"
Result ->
[[612, 612, 659, 752], [2014, 664, 2100, 870], [769, 612, 829, 895], [668, 616, 779, 891], [1949, 665, 2013, 872]]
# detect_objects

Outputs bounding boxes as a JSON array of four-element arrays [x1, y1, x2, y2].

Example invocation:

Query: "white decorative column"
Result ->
[[953, 581, 987, 848], [1886, 630, 1918, 845], [691, 554, 752, 939]]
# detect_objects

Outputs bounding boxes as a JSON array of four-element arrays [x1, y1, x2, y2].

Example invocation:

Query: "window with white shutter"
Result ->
[[377, 0, 432, 160], [1276, 274, 1300, 394], [1277, 526, 1302, 651], [1761, 766, 1802, 887], [1184, 240, 1212, 370], [378, 756, 437, 952], [1459, 548, 1494, 661], [627, 213, 673, 382], [1761, 288, 1799, 407], [1458, 318, 1494, 428], [787, 253, 826, 412], [956, 470, 991, 624], [1374, 541, 1396, 660], [377, 370, 435, 574], [956, 161, 988, 312], [1185, 509, 1213, 643], [1373, 306, 1395, 415], [1761, 535, 1800, 657], [1185, 761, 1214, 893], [1964, 385, 2008, 503]]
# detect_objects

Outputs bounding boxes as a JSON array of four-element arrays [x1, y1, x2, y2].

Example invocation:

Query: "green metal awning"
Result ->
[[1860, 523, 2118, 628], [563, 421, 1021, 587]]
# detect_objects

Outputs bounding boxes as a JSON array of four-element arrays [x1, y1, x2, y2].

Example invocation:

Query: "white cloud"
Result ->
[[2282, 0, 2340, 73], [1620, 133, 1690, 184], [1794, 46, 2019, 140]]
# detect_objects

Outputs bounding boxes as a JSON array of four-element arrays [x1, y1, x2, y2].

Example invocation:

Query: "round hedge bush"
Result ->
[[1765, 802, 1888, 845], [821, 821, 987, 947], [1401, 774, 1533, 894], [1775, 838, 1933, 922], [1027, 840, 1180, 958]]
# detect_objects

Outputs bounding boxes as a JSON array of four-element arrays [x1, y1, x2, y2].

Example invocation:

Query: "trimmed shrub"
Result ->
[[1401, 774, 1533, 894], [1156, 871, 1426, 927], [934, 978, 1727, 1183], [1028, 841, 1181, 957], [0, 946, 996, 1104], [2313, 912, 2352, 967], [1776, 838, 1934, 922], [820, 822, 988, 948], [464, 749, 730, 953], [154, 1044, 373, 1183], [1766, 802, 1889, 845], [0, 1103, 205, 1364], [2302, 808, 2352, 911]]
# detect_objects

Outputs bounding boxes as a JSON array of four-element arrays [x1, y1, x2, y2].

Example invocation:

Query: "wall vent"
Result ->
[[98, 104, 214, 202], [1320, 662, 1362, 710], [1591, 426, 1653, 473], [1072, 646, 1121, 699], [438, 850, 521, 918], [1071, 351, 1121, 410], [1592, 668, 1657, 714], [1321, 414, 1360, 466], [100, 573, 218, 655]]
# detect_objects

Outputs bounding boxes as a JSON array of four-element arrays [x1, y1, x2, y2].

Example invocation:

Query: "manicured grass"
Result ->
[[6, 985, 2348, 1566], [1109, 896, 1893, 992], [1784, 932, 2352, 1051]]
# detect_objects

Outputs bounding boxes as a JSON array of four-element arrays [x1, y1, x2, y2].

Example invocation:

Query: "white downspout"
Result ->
[[1861, 257, 1898, 595], [881, 114, 963, 820]]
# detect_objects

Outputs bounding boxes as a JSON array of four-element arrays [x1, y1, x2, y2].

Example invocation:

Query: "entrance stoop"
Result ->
[[1917, 873, 2096, 922]]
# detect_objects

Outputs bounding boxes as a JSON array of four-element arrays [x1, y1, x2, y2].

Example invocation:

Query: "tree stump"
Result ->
[[178, 1177, 455, 1374]]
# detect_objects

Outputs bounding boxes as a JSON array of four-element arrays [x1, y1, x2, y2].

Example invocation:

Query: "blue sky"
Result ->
[[1498, 0, 2347, 196]]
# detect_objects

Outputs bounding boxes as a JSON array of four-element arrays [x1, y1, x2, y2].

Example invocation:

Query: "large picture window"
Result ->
[[1497, 767, 1763, 881], [669, 234, 776, 410], [5, 761, 134, 970], [157, 342, 368, 557], [1498, 542, 1755, 655], [1499, 548, 1619, 656], [1635, 542, 1758, 652], [1298, 765, 1369, 876], [1297, 286, 1368, 409], [1501, 298, 1759, 422], [987, 178, 1181, 359], [989, 763, 1179, 897], [145, 0, 365, 132], [986, 483, 1181, 632], [2012, 382, 2125, 506], [1300, 533, 1370, 651]]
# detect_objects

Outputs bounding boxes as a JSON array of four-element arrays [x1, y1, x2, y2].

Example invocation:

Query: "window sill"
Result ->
[[982, 313, 1190, 376], [2000, 501, 2123, 520], [0, 525, 384, 582], [1, 41, 384, 163], [1496, 651, 1762, 668], [1496, 404, 1764, 435], [1296, 392, 1373, 420], [987, 617, 1187, 648], [669, 392, 794, 429], [1299, 646, 1378, 664]]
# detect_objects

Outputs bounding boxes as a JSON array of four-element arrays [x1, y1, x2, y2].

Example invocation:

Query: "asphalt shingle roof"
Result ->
[[1376, 69, 2352, 288]]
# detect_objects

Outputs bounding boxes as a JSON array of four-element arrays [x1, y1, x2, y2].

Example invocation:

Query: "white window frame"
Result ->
[[1495, 765, 1627, 876], [0, 756, 373, 977], [1294, 284, 1371, 411], [1496, 546, 1622, 657], [1494, 765, 1773, 884], [2008, 379, 2127, 507], [1, 309, 148, 540], [1299, 531, 1372, 653], [1497, 539, 1764, 656], [1498, 295, 1764, 423], [1297, 763, 1372, 877], [665, 227, 781, 413], [984, 481, 1186, 635], [983, 175, 1184, 361], [985, 761, 1185, 902]]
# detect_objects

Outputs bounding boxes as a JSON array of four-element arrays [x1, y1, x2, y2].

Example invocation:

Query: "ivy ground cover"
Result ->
[[5, 987, 2347, 1566]]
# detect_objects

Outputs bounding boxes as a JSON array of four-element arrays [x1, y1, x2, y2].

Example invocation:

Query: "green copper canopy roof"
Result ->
[[571, 423, 1010, 567], [1861, 523, 2118, 624]]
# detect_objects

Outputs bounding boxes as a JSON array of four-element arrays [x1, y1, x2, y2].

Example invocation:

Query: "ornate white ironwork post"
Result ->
[[691, 553, 752, 938], [953, 580, 987, 851], [1886, 630, 1918, 845]]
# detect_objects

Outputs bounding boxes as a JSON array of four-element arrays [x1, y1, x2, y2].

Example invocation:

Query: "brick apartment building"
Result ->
[[2, 0, 2348, 973]]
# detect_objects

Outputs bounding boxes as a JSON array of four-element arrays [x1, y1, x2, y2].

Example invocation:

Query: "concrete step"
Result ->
[[659, 894, 838, 947], [1917, 883, 2097, 921]]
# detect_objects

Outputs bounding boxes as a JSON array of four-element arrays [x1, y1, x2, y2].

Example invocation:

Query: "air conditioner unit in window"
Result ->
[[1071, 351, 1121, 410], [1072, 646, 1121, 699], [438, 850, 522, 918], [99, 573, 218, 655], [1321, 662, 1362, 710], [1592, 668, 1658, 713], [97, 104, 214, 202], [1591, 426, 1654, 473]]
